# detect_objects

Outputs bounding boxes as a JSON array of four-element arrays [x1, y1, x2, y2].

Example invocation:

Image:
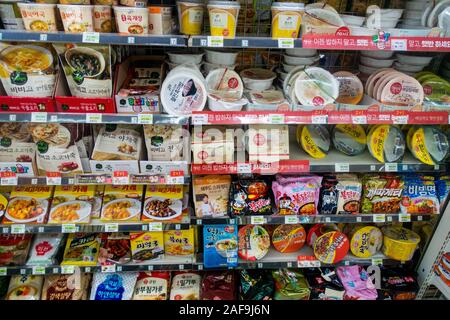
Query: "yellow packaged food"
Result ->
[[407, 126, 449, 165], [0, 193, 8, 220], [207, 1, 240, 39], [100, 185, 143, 222], [164, 228, 195, 256], [130, 232, 164, 262], [382, 226, 420, 261], [61, 233, 100, 266], [142, 185, 184, 222], [367, 125, 405, 163], [349, 225, 383, 258], [297, 124, 330, 159], [177, 0, 205, 35], [332, 124, 366, 156], [3, 186, 53, 224], [48, 185, 96, 224], [271, 2, 304, 39]]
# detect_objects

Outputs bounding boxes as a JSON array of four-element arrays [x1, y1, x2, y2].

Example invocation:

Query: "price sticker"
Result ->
[[46, 172, 62, 185], [0, 172, 17, 186], [0, 267, 7, 276], [40, 34, 47, 41], [207, 36, 224, 47], [385, 163, 398, 172], [197, 264, 203, 271], [170, 38, 177, 45], [335, 163, 350, 172], [32, 266, 46, 275], [371, 258, 383, 266], [84, 267, 91, 273], [38, 227, 45, 233], [391, 39, 407, 51], [373, 214, 386, 223], [112, 171, 129, 185], [61, 224, 77, 233], [344, 261, 350, 266], [179, 264, 185, 270], [196, 219, 203, 225], [237, 163, 252, 174], [191, 114, 208, 125], [127, 37, 135, 44], [268, 114, 285, 124], [20, 269, 26, 275], [325, 217, 331, 223], [399, 213, 411, 222], [417, 216, 423, 221], [9, 114, 16, 121], [2, 228, 8, 233], [31, 112, 47, 122], [167, 176, 184, 185], [257, 263, 263, 269], [116, 266, 122, 272], [138, 114, 153, 124], [31, 179, 38, 185], [148, 222, 163, 232], [370, 165, 376, 171], [387, 216, 393, 222], [250, 216, 266, 225], [241, 39, 248, 47], [175, 224, 181, 230], [392, 115, 408, 124], [278, 38, 294, 48], [50, 115, 58, 122], [352, 115, 367, 124], [82, 32, 100, 43], [284, 216, 299, 224], [101, 265, 116, 273], [61, 266, 75, 274], [11, 224, 25, 234], [312, 115, 328, 124], [86, 113, 102, 123], [287, 262, 293, 268], [105, 223, 119, 233], [356, 217, 362, 223]]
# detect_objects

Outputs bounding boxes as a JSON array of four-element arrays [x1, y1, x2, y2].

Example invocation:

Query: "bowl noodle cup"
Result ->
[[18, 3, 57, 32], [113, 6, 148, 34], [58, 4, 94, 33], [93, 5, 112, 33]]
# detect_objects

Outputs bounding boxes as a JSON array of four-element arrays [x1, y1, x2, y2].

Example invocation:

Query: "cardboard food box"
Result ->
[[142, 184, 184, 223], [100, 184, 144, 222]]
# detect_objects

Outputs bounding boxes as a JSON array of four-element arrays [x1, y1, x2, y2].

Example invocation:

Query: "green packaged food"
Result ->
[[361, 175, 404, 214], [272, 269, 310, 300]]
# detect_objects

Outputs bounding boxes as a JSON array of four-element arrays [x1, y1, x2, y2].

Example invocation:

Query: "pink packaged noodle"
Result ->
[[272, 177, 322, 215], [275, 174, 322, 187], [336, 266, 377, 300]]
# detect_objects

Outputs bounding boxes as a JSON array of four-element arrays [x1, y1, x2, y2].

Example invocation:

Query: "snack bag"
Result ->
[[272, 269, 310, 300]]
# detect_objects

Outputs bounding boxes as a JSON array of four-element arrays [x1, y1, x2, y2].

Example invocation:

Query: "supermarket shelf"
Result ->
[[0, 112, 189, 125], [0, 30, 187, 46], [191, 217, 238, 225], [432, 276, 450, 299], [189, 36, 302, 48]]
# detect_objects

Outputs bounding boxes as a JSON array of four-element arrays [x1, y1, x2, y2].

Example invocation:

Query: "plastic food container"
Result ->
[[360, 50, 394, 59], [271, 2, 304, 39], [294, 67, 339, 106], [167, 52, 204, 64], [382, 226, 420, 261], [284, 54, 319, 65], [340, 14, 365, 26], [148, 6, 173, 35], [58, 4, 94, 33], [203, 61, 236, 74], [60, 0, 91, 4], [407, 126, 449, 165], [207, 1, 240, 39], [207, 95, 247, 111], [17, 3, 57, 32], [333, 71, 363, 105], [349, 225, 383, 258], [367, 125, 405, 163], [205, 68, 243, 101], [238, 225, 270, 261], [272, 224, 306, 253], [204, 49, 238, 65], [240, 68, 276, 91], [166, 60, 202, 70], [113, 6, 148, 34], [360, 56, 394, 68], [177, 0, 204, 35], [285, 48, 317, 57], [332, 124, 366, 156], [296, 124, 330, 159], [93, 5, 112, 33]]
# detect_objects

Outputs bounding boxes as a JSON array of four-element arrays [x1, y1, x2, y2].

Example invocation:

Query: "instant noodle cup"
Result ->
[[313, 231, 349, 264], [58, 4, 94, 33], [207, 1, 240, 39], [93, 5, 112, 32], [332, 124, 366, 156], [59, 0, 91, 4], [349, 225, 383, 258], [382, 226, 420, 261], [367, 125, 405, 163], [113, 6, 148, 34], [177, 0, 205, 35], [18, 3, 57, 32], [272, 224, 306, 253], [306, 223, 339, 246], [238, 225, 270, 261], [296, 124, 330, 159], [407, 126, 449, 165], [271, 2, 304, 39]]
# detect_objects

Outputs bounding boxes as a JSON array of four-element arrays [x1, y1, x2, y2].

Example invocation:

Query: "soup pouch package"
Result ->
[[130, 232, 164, 263], [401, 178, 439, 215], [170, 272, 201, 300], [6, 275, 43, 300], [201, 271, 237, 300], [41, 274, 91, 300], [229, 180, 272, 216], [239, 270, 275, 300], [143, 125, 186, 161], [100, 185, 143, 222], [26, 233, 64, 266], [0, 234, 33, 266], [203, 225, 238, 268], [61, 233, 100, 266], [98, 233, 131, 266], [361, 175, 404, 214], [0, 123, 36, 165], [193, 175, 231, 218], [132, 272, 170, 300], [53, 43, 112, 98], [49, 185, 96, 224], [90, 273, 138, 301], [2, 185, 53, 225], [0, 43, 57, 97], [164, 228, 195, 257], [272, 269, 310, 300], [336, 265, 378, 300], [142, 184, 184, 222]]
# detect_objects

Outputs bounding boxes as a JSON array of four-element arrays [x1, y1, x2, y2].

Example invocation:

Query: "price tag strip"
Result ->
[[250, 216, 267, 225]]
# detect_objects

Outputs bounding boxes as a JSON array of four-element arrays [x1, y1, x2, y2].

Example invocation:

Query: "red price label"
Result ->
[[113, 171, 128, 177], [170, 170, 184, 177], [46, 172, 61, 178], [297, 255, 316, 261], [0, 172, 16, 178]]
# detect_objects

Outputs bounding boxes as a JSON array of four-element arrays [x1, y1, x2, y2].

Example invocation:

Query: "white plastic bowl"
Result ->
[[360, 56, 394, 68], [394, 62, 425, 72], [402, 18, 422, 26], [341, 14, 365, 26], [167, 52, 204, 64], [360, 50, 394, 59], [166, 60, 202, 70], [283, 63, 308, 73], [380, 19, 399, 28], [285, 48, 317, 57], [404, 10, 423, 20], [396, 53, 434, 66], [367, 8, 403, 19], [349, 26, 378, 36], [358, 64, 379, 75], [406, 1, 430, 11], [240, 68, 276, 91], [204, 49, 239, 65], [207, 95, 247, 111], [278, 69, 288, 81], [283, 54, 319, 65], [203, 61, 236, 74]]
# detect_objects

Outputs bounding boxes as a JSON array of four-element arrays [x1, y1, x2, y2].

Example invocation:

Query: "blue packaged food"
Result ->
[[203, 225, 238, 268], [401, 178, 439, 214]]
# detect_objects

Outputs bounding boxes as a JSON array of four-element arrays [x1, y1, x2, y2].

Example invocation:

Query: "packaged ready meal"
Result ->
[[193, 175, 231, 218], [164, 228, 195, 256], [49, 185, 96, 224], [130, 232, 164, 263], [100, 185, 143, 222], [336, 179, 362, 215], [201, 271, 237, 300], [272, 269, 310, 300], [239, 270, 274, 300], [92, 124, 143, 161], [143, 125, 186, 161], [401, 177, 439, 215], [0, 123, 36, 164], [142, 185, 183, 222], [203, 225, 238, 268], [0, 43, 57, 97], [6, 275, 43, 300], [53, 43, 112, 98], [361, 175, 404, 214], [41, 274, 91, 300], [98, 233, 131, 265], [132, 272, 170, 300], [229, 179, 272, 216], [26, 233, 64, 266], [0, 234, 33, 266], [170, 272, 201, 300], [90, 273, 138, 301], [61, 233, 100, 266], [3, 185, 53, 224]]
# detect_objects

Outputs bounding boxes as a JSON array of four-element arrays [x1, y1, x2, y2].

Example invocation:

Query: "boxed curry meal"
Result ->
[[164, 228, 195, 257], [193, 175, 231, 218], [48, 185, 97, 224], [142, 184, 184, 222], [130, 231, 164, 263], [61, 233, 101, 266], [100, 185, 144, 222], [2, 185, 54, 224]]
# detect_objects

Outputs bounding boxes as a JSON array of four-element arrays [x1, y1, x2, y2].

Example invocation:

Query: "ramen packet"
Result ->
[[130, 232, 164, 263], [336, 265, 378, 300], [41, 274, 91, 300], [61, 233, 100, 266], [164, 228, 195, 257], [90, 273, 138, 301], [170, 272, 201, 300], [2, 185, 53, 225], [26, 233, 64, 266], [336, 179, 362, 215], [0, 123, 36, 167], [361, 175, 404, 214], [229, 179, 272, 216], [0, 234, 33, 266], [319, 179, 339, 215], [272, 269, 310, 300], [132, 272, 170, 300], [0, 43, 57, 97], [98, 233, 131, 266], [201, 271, 237, 300], [6, 275, 44, 300], [142, 185, 184, 222], [53, 43, 112, 98], [400, 177, 439, 215], [203, 225, 238, 268], [304, 268, 345, 300], [143, 125, 186, 161], [239, 270, 274, 300], [100, 185, 144, 222]]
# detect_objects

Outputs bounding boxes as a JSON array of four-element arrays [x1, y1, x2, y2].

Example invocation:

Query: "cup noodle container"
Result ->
[[58, 5, 94, 33], [161, 64, 207, 116], [60, 0, 91, 4], [207, 1, 240, 39], [113, 6, 148, 34], [177, 0, 205, 35], [120, 0, 148, 7], [271, 2, 304, 39], [17, 3, 58, 32], [93, 5, 112, 32]]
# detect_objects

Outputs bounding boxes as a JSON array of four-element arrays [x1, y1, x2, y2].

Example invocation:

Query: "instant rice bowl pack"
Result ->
[[132, 272, 170, 300], [349, 225, 383, 258], [361, 175, 404, 214], [90, 273, 138, 300], [313, 231, 349, 264], [238, 225, 271, 261], [170, 272, 201, 300], [272, 224, 306, 253], [203, 224, 238, 268]]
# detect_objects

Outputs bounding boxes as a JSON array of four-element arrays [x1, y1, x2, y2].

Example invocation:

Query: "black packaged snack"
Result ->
[[239, 270, 274, 300], [304, 268, 345, 300], [0, 276, 10, 299], [319, 181, 338, 215], [229, 180, 272, 216], [380, 267, 419, 300]]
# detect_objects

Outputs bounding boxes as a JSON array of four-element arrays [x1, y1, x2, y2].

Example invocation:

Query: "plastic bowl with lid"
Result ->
[[204, 49, 238, 65], [285, 48, 317, 57], [358, 64, 378, 75], [394, 62, 425, 73], [240, 68, 276, 91], [360, 56, 394, 68], [207, 94, 248, 111], [283, 63, 309, 73], [395, 53, 434, 66], [340, 14, 365, 26], [166, 60, 203, 70], [167, 52, 204, 64], [360, 50, 394, 59], [205, 67, 243, 101], [113, 6, 148, 34], [203, 61, 236, 74], [284, 54, 319, 65]]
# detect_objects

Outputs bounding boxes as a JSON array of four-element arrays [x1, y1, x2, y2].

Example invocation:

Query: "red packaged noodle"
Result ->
[[201, 271, 237, 300]]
